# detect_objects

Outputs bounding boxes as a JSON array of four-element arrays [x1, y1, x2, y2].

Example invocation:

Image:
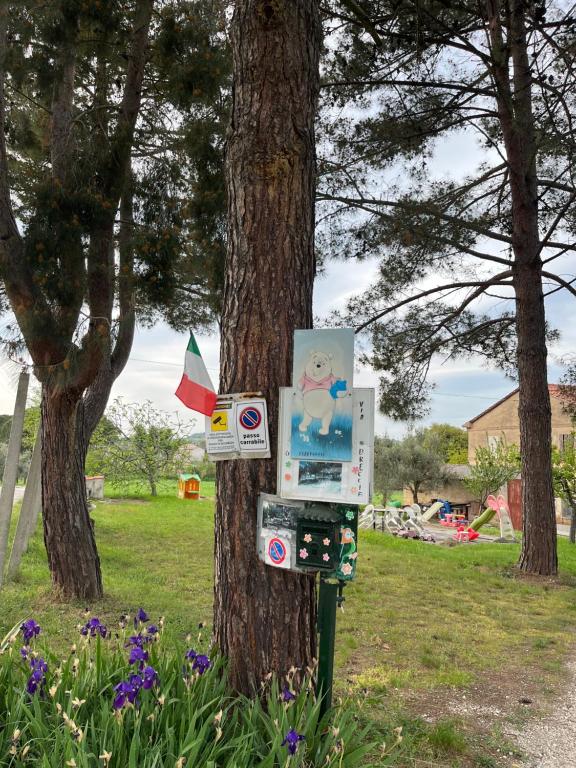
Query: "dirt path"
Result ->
[[511, 660, 576, 768]]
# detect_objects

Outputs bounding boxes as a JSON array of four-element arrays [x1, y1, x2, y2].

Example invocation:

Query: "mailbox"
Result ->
[[257, 493, 358, 580]]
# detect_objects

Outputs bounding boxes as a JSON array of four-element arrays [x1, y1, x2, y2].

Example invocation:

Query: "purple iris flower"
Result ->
[[126, 633, 149, 648], [129, 646, 149, 667], [147, 624, 159, 635], [26, 657, 48, 695], [113, 674, 143, 709], [21, 619, 41, 644], [185, 649, 212, 675], [282, 728, 305, 756], [282, 686, 296, 702], [134, 608, 149, 627], [192, 654, 211, 675], [20, 647, 29, 659], [142, 665, 159, 690], [81, 617, 107, 638]]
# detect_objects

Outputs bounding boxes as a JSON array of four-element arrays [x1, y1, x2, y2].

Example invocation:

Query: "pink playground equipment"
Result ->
[[451, 494, 516, 543]]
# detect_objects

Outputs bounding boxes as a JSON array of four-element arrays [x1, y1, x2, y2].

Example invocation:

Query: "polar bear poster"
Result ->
[[290, 329, 354, 462]]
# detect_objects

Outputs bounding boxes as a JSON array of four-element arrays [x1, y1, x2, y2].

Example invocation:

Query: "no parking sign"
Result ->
[[264, 533, 292, 569], [236, 398, 269, 453]]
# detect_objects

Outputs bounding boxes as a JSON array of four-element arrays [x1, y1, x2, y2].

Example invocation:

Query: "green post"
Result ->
[[316, 576, 339, 718]]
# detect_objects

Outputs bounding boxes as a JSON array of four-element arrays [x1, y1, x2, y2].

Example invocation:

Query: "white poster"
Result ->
[[277, 388, 374, 504]]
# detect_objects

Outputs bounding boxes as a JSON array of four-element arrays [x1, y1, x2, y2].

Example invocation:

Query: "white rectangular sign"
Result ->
[[277, 387, 374, 504], [205, 394, 271, 460]]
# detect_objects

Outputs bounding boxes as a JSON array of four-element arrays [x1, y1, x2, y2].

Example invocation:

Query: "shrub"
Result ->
[[0, 613, 372, 767]]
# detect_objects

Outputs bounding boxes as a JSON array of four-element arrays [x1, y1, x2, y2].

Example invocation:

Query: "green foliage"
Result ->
[[191, 454, 217, 482], [464, 441, 520, 505], [87, 400, 191, 496], [422, 424, 468, 464], [0, 618, 372, 768], [373, 436, 398, 502], [552, 437, 576, 510], [373, 430, 449, 503], [0, 414, 11, 443]]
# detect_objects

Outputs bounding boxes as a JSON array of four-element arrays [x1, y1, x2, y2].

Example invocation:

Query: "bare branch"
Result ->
[[354, 271, 513, 332]]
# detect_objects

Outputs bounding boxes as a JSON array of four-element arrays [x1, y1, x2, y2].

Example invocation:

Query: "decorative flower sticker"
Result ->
[[303, 533, 312, 543], [322, 553, 330, 562], [345, 510, 355, 521], [351, 486, 358, 495], [322, 537, 330, 546], [341, 563, 353, 576], [351, 466, 360, 475], [284, 473, 292, 481], [285, 461, 292, 468], [299, 548, 309, 560]]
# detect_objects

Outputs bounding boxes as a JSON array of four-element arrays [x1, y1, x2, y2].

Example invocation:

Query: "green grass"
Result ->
[[2, 487, 576, 766]]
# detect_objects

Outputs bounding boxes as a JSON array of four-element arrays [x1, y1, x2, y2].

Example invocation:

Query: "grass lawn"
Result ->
[[2, 485, 576, 767]]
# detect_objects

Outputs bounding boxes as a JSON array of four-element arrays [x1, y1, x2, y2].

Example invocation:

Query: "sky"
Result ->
[[1, 251, 572, 439], [0, 128, 574, 439]]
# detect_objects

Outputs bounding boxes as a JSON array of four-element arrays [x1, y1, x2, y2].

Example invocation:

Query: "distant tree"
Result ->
[[422, 424, 468, 464], [390, 430, 449, 504], [373, 435, 399, 503], [464, 441, 520, 507], [552, 437, 576, 544], [0, 415, 10, 443], [559, 361, 576, 423], [87, 399, 189, 497]]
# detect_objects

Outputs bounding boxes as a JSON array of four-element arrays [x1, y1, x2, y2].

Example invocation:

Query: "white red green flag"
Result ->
[[175, 334, 217, 416]]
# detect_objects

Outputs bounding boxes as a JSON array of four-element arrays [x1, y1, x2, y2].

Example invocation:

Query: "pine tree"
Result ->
[[0, 1, 228, 598], [318, 0, 576, 575]]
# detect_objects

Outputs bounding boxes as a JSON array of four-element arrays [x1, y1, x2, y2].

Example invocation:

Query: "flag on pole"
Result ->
[[175, 334, 217, 416]]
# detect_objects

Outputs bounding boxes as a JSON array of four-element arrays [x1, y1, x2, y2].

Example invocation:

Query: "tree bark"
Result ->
[[41, 383, 102, 599], [214, 0, 321, 694], [486, 0, 557, 575]]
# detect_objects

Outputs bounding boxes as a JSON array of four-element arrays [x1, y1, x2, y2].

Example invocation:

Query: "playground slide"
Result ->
[[469, 506, 497, 531]]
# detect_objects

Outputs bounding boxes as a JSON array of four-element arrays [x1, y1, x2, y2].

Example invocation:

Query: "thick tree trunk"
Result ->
[[41, 384, 102, 599], [214, 0, 321, 694]]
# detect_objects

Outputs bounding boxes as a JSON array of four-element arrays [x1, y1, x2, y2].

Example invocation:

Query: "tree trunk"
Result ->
[[214, 0, 321, 694], [486, 0, 557, 575], [515, 265, 557, 574], [41, 384, 102, 599], [566, 487, 576, 544]]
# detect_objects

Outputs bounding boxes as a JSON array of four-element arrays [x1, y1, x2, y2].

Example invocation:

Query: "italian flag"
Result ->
[[175, 334, 217, 416]]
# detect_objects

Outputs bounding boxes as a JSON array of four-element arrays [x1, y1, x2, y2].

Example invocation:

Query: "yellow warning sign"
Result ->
[[211, 411, 228, 431]]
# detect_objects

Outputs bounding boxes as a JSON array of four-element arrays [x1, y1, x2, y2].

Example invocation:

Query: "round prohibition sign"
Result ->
[[239, 406, 262, 430], [268, 537, 287, 565]]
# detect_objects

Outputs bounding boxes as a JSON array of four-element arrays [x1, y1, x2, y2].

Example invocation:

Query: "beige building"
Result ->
[[464, 385, 573, 464]]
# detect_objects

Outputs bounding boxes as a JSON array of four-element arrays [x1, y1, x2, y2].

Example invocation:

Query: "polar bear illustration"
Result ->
[[298, 350, 347, 436]]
